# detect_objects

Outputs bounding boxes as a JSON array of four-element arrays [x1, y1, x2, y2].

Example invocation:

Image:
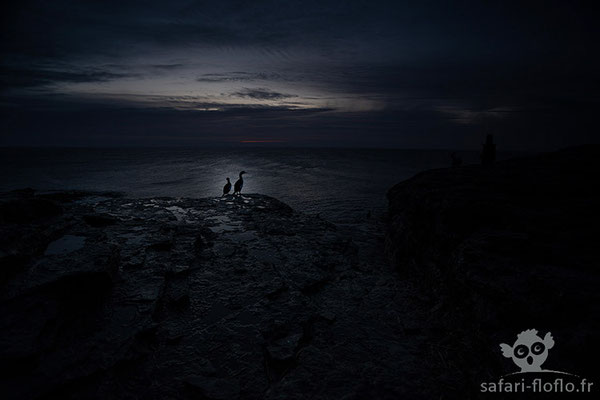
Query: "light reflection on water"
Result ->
[[0, 148, 484, 223]]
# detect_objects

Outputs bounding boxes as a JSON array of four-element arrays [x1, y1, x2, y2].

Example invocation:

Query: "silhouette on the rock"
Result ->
[[222, 178, 231, 197], [481, 134, 496, 166], [451, 152, 462, 168], [233, 171, 246, 196]]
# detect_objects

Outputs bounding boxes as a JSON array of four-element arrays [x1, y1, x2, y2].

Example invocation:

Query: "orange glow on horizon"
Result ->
[[240, 140, 286, 143]]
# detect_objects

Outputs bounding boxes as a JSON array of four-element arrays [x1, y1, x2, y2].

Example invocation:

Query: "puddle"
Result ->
[[119, 232, 146, 245], [229, 231, 257, 242], [165, 206, 187, 222], [207, 215, 241, 233], [45, 235, 86, 256]]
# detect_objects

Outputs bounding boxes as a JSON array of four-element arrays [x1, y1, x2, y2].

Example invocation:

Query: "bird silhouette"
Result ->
[[222, 177, 231, 197], [233, 171, 246, 196]]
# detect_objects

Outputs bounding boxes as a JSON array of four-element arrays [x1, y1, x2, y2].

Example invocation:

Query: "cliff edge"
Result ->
[[386, 145, 600, 387]]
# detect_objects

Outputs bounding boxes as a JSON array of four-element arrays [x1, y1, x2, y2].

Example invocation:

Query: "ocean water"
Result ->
[[0, 147, 483, 223]]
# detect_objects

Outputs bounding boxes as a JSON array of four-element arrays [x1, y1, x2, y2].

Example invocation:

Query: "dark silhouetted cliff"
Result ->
[[386, 145, 600, 392]]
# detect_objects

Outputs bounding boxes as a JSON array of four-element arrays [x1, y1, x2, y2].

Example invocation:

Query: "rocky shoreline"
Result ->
[[2, 145, 599, 398], [1, 189, 437, 399]]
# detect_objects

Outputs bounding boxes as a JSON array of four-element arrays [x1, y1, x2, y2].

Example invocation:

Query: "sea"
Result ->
[[0, 147, 493, 224]]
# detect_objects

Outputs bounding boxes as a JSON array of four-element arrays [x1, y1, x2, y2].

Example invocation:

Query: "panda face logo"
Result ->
[[500, 329, 555, 372]]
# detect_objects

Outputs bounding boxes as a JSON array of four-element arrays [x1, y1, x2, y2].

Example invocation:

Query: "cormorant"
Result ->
[[233, 171, 246, 196], [222, 177, 231, 197]]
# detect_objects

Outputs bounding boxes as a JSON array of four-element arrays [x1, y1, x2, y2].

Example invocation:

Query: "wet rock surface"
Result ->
[[1, 191, 435, 399], [386, 145, 600, 394]]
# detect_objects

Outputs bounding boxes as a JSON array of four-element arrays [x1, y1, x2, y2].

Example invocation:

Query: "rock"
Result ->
[[184, 376, 241, 400], [3, 239, 119, 301], [0, 192, 356, 398], [83, 213, 118, 227], [385, 145, 600, 388], [169, 292, 190, 309], [0, 190, 442, 399], [0, 194, 62, 224], [0, 239, 120, 398], [317, 311, 336, 322], [266, 333, 304, 362], [148, 239, 173, 251], [194, 227, 217, 252], [213, 242, 237, 257], [44, 234, 86, 255], [165, 264, 190, 276]]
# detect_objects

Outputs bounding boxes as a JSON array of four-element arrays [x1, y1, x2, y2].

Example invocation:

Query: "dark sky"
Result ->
[[1, 0, 598, 149]]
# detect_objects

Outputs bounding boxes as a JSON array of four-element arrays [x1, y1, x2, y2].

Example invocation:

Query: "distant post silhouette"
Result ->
[[481, 134, 496, 166], [451, 152, 462, 168]]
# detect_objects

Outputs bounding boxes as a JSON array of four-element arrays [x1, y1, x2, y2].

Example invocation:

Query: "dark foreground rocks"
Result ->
[[1, 190, 435, 399], [386, 145, 600, 394]]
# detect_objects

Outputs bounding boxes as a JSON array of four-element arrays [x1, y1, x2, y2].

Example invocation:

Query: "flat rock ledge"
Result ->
[[1, 190, 433, 399]]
